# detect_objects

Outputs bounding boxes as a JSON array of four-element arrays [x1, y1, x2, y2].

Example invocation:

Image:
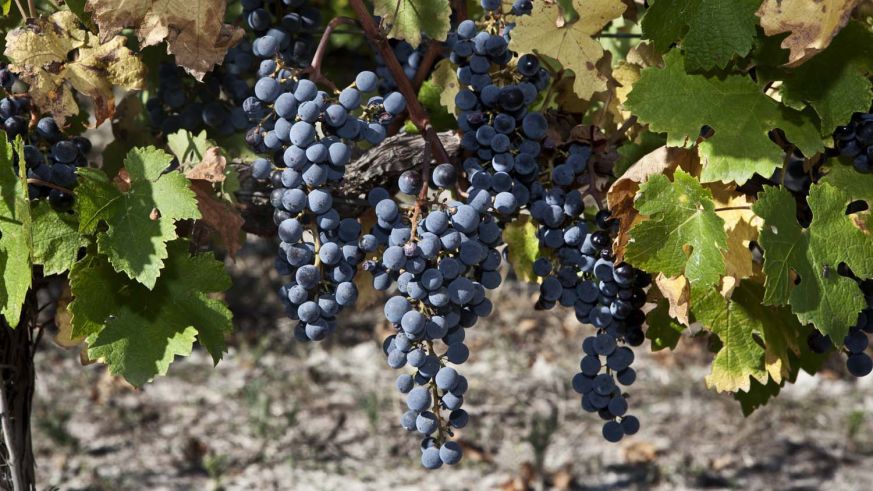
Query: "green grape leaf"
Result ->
[[821, 163, 873, 203], [733, 325, 826, 415], [70, 240, 232, 386], [0, 136, 30, 326], [75, 147, 200, 289], [646, 298, 685, 351], [167, 129, 212, 166], [429, 58, 460, 117], [641, 0, 762, 71], [417, 79, 456, 132], [503, 215, 540, 284], [1, 0, 10, 15], [31, 203, 88, 276], [694, 281, 803, 393], [753, 183, 873, 342], [373, 0, 451, 48], [625, 51, 824, 184], [733, 377, 782, 416], [781, 22, 873, 136], [625, 169, 727, 287], [509, 0, 626, 101]]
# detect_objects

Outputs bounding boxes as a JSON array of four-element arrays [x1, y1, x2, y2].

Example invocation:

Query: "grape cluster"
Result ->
[[365, 179, 503, 468], [249, 68, 406, 341], [146, 51, 253, 137], [808, 280, 873, 377], [1, 71, 90, 210], [243, 0, 319, 67], [448, 19, 550, 217], [833, 110, 873, 173], [375, 40, 426, 94], [531, 193, 648, 442]]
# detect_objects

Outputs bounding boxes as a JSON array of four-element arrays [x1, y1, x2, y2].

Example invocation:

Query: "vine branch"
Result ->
[[0, 375, 23, 491], [348, 0, 452, 166], [303, 16, 358, 93]]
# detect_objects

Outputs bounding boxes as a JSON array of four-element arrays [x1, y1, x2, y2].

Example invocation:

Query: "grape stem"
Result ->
[[387, 39, 444, 137], [347, 0, 452, 167], [303, 16, 358, 93], [25, 178, 72, 195], [26, 0, 34, 18], [408, 140, 432, 241], [426, 340, 448, 444], [451, 0, 468, 22]]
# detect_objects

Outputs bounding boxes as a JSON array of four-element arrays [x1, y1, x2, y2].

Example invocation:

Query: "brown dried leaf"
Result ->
[[190, 181, 244, 258], [4, 11, 145, 125], [606, 146, 701, 259], [86, 0, 243, 80], [185, 147, 227, 183], [622, 441, 657, 464], [756, 0, 859, 67]]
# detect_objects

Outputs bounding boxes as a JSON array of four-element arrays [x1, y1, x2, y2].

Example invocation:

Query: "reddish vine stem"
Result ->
[[348, 0, 452, 166], [388, 40, 444, 136], [302, 16, 358, 93], [408, 140, 432, 239], [411, 40, 443, 94], [451, 0, 468, 22], [26, 178, 72, 194], [26, 0, 34, 19]]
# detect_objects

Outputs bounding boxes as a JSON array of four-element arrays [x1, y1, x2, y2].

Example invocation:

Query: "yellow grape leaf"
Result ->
[[509, 0, 626, 101], [373, 0, 451, 48], [503, 215, 541, 284], [4, 11, 145, 126], [654, 273, 691, 326], [695, 281, 802, 393], [86, 0, 243, 80], [614, 42, 662, 120], [757, 0, 859, 67], [708, 183, 760, 282], [431, 59, 460, 116]]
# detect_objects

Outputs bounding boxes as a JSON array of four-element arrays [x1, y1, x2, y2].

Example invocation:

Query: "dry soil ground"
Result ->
[[28, 238, 873, 491]]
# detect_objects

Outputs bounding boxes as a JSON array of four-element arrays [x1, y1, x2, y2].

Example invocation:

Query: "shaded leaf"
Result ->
[[373, 0, 451, 48], [70, 240, 232, 386], [0, 135, 30, 326], [31, 203, 88, 276], [641, 0, 762, 71]]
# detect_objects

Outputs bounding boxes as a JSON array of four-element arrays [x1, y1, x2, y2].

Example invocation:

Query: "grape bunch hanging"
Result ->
[[244, 0, 653, 469]]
